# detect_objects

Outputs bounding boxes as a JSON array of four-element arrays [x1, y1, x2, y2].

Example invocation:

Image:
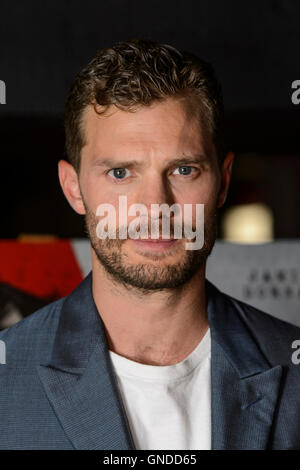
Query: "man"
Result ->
[[1, 38, 300, 450]]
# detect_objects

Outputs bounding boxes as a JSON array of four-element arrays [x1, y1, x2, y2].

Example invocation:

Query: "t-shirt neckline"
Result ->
[[108, 328, 211, 382]]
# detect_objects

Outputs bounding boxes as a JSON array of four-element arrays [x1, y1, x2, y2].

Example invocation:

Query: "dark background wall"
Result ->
[[0, 0, 299, 237]]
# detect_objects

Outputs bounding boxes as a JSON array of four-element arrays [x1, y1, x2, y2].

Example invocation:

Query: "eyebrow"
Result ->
[[93, 158, 143, 169], [92, 154, 209, 169], [165, 155, 209, 167]]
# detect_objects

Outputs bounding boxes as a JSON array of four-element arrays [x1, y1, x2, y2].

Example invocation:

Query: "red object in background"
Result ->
[[0, 240, 83, 300]]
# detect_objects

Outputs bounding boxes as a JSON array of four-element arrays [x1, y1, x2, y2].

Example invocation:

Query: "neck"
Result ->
[[91, 253, 209, 366]]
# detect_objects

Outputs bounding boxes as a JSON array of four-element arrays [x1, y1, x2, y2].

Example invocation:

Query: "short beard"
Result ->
[[84, 206, 219, 294]]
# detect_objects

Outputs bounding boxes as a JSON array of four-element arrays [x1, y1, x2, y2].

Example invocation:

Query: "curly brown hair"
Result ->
[[64, 38, 225, 172]]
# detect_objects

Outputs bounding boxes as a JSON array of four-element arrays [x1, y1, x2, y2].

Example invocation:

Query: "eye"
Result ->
[[172, 166, 196, 176], [108, 168, 131, 180]]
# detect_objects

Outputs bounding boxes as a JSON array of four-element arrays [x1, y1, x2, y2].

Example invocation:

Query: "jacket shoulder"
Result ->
[[227, 292, 300, 334], [0, 297, 65, 366], [225, 291, 300, 365]]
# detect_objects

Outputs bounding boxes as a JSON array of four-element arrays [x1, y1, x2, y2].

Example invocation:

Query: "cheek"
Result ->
[[80, 175, 120, 213], [180, 179, 218, 207], [179, 178, 219, 224]]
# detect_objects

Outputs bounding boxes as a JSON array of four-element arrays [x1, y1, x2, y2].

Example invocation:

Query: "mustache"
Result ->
[[101, 221, 200, 240]]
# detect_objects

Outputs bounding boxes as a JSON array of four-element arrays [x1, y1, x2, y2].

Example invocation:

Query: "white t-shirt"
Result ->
[[108, 328, 211, 450]]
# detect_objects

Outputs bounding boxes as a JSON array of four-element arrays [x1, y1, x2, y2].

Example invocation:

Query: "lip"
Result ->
[[130, 238, 178, 250], [137, 238, 174, 242]]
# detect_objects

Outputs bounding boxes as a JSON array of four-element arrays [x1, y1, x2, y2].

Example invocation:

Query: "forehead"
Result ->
[[81, 97, 213, 160]]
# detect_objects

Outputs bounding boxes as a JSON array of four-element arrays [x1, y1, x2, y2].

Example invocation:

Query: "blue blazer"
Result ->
[[0, 272, 300, 450]]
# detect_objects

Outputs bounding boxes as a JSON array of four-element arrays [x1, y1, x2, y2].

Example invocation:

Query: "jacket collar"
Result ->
[[38, 272, 136, 450], [206, 280, 282, 449], [206, 279, 272, 377]]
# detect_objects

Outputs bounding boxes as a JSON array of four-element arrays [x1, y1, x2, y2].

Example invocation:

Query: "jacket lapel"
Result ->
[[206, 280, 283, 450], [37, 272, 136, 450]]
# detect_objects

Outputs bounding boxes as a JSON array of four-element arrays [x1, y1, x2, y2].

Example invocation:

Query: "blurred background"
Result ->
[[0, 0, 299, 328]]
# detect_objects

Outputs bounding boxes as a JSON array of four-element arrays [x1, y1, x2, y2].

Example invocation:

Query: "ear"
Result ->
[[217, 151, 234, 208], [58, 160, 86, 215]]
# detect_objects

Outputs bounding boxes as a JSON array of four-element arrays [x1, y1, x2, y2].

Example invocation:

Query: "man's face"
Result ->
[[76, 98, 223, 291]]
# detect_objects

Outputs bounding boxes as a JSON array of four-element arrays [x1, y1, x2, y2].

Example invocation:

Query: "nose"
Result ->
[[135, 172, 175, 219]]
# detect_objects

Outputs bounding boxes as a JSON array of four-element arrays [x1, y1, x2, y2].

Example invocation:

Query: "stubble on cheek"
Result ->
[[82, 202, 219, 292]]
